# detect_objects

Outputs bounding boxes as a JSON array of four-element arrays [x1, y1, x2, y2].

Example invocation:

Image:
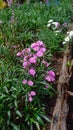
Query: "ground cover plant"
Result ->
[[0, 0, 73, 130]]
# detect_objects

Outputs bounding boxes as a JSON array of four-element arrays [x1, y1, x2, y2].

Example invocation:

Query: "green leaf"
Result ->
[[67, 61, 71, 67], [7, 110, 11, 119], [34, 121, 40, 130], [33, 113, 44, 125], [14, 100, 18, 108], [39, 113, 51, 123], [11, 123, 20, 130], [25, 115, 30, 122], [16, 110, 22, 118], [40, 82, 49, 86], [49, 85, 57, 94], [30, 117, 35, 123], [30, 122, 33, 130], [2, 125, 6, 130]]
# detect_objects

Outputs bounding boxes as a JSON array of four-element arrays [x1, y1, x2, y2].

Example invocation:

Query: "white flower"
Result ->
[[62, 41, 66, 45], [65, 36, 70, 42], [48, 20, 53, 23], [52, 22, 60, 28], [67, 31, 73, 39], [51, 22, 60, 30], [67, 31, 69, 34], [69, 31, 73, 38], [62, 30, 73, 45], [47, 23, 51, 27]]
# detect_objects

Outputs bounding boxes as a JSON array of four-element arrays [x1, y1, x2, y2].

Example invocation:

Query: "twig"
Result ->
[[66, 91, 73, 96]]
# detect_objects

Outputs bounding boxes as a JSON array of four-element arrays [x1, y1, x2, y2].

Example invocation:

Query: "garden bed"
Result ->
[[0, 1, 73, 130]]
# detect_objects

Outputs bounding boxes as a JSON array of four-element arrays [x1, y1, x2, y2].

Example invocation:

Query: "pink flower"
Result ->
[[63, 22, 67, 27], [21, 48, 31, 56], [47, 70, 55, 77], [28, 96, 33, 102], [22, 79, 27, 84], [36, 50, 44, 57], [45, 75, 55, 82], [45, 76, 51, 82], [29, 68, 36, 77], [31, 42, 36, 48], [40, 47, 46, 53], [28, 91, 36, 102], [7, 0, 13, 6], [52, 22, 60, 29], [28, 93, 31, 97], [31, 42, 40, 51], [23, 62, 28, 69], [16, 52, 21, 57], [33, 54, 37, 58], [56, 22, 60, 28], [31, 41, 44, 48], [21, 49, 25, 56], [36, 41, 44, 46], [23, 56, 28, 61], [45, 86, 48, 88], [45, 70, 55, 82], [28, 80, 34, 86], [29, 56, 37, 64], [32, 46, 40, 51], [24, 48, 31, 54], [42, 60, 49, 67], [26, 48, 31, 53], [30, 91, 36, 96], [31, 41, 46, 54]]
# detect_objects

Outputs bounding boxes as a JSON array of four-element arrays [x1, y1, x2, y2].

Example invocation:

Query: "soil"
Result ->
[[66, 45, 73, 130], [66, 71, 73, 130]]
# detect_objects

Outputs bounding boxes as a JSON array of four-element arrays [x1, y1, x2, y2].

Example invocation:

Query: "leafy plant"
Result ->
[[0, 1, 73, 129]]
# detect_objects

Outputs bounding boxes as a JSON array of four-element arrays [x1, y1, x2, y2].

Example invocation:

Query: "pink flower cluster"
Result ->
[[17, 40, 56, 102], [31, 40, 46, 57], [22, 79, 34, 86], [28, 91, 36, 102], [16, 41, 46, 77]]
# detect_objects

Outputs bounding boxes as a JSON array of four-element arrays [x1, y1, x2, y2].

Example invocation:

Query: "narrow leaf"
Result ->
[[16, 110, 22, 118], [35, 122, 40, 130], [39, 114, 51, 123], [11, 123, 20, 130], [33, 113, 44, 125]]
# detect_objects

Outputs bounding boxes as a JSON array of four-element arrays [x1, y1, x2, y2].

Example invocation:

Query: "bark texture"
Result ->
[[50, 46, 70, 130]]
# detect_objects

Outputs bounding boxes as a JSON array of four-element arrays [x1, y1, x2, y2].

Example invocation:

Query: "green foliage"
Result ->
[[0, 1, 73, 130], [0, 1, 72, 52]]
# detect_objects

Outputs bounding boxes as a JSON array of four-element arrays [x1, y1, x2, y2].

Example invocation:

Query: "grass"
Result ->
[[0, 0, 73, 129]]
